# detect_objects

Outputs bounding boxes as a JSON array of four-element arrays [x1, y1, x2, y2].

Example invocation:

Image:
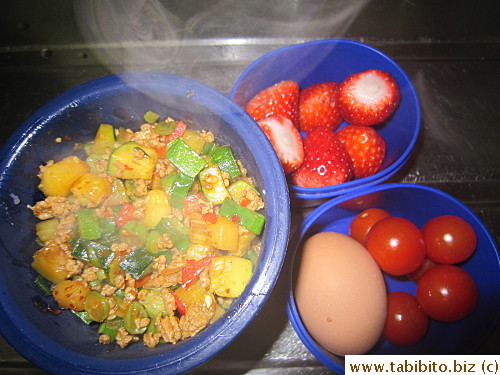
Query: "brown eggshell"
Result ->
[[294, 232, 387, 356]]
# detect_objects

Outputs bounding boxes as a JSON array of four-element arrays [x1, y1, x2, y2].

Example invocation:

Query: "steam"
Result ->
[[74, 0, 370, 74], [74, 0, 183, 69], [185, 0, 369, 38]]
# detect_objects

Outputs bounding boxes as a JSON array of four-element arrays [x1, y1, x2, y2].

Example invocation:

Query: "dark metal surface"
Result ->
[[1, 0, 499, 373]]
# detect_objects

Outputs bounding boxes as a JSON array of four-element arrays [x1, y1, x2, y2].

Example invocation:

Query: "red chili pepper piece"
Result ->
[[203, 212, 217, 224], [240, 198, 251, 207], [181, 254, 217, 289]]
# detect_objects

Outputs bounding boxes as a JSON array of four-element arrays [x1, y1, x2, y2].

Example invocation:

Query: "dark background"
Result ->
[[1, 0, 499, 373]]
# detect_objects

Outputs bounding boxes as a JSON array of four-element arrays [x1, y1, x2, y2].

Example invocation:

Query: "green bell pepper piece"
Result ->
[[219, 197, 266, 235], [170, 172, 195, 209], [154, 120, 177, 135], [156, 217, 190, 252], [98, 318, 123, 341], [144, 111, 160, 124], [162, 170, 178, 196]]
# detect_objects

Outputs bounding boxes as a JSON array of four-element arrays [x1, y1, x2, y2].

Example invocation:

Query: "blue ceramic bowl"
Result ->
[[230, 39, 421, 204], [287, 183, 500, 374], [0, 73, 290, 374]]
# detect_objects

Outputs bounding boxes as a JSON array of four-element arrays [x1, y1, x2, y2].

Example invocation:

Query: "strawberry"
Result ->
[[298, 81, 342, 132], [257, 116, 304, 175], [336, 125, 386, 179], [291, 127, 353, 187], [245, 80, 300, 127], [337, 69, 401, 126]]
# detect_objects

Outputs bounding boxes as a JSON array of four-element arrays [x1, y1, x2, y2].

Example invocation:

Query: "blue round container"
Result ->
[[230, 39, 421, 204], [287, 183, 500, 374], [0, 73, 291, 374]]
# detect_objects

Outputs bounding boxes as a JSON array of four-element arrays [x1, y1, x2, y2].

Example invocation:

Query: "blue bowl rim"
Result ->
[[286, 182, 500, 373], [0, 72, 291, 374], [230, 38, 422, 200]]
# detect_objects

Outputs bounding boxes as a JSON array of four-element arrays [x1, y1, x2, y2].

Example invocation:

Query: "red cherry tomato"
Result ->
[[349, 208, 391, 246], [384, 291, 429, 347], [422, 215, 477, 265], [366, 216, 426, 275], [416, 265, 478, 322]]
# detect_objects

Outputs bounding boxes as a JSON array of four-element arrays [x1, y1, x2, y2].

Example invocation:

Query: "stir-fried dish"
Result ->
[[30, 111, 266, 348]]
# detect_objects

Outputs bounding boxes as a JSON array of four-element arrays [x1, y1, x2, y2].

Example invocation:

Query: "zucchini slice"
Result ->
[[107, 141, 158, 180]]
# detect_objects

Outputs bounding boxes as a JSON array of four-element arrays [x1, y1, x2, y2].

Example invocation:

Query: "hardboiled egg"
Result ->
[[294, 232, 387, 356]]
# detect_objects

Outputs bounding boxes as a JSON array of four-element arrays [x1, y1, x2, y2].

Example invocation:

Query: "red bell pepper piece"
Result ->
[[115, 202, 135, 228], [165, 120, 187, 143], [135, 273, 152, 289], [183, 192, 206, 215], [174, 293, 187, 316], [156, 144, 167, 159], [103, 207, 114, 218], [181, 254, 217, 289]]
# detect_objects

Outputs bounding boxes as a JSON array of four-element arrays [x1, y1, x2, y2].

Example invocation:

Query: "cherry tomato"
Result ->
[[422, 215, 477, 265], [384, 291, 429, 347], [366, 216, 426, 275], [416, 265, 478, 322], [349, 208, 391, 246], [407, 257, 437, 282]]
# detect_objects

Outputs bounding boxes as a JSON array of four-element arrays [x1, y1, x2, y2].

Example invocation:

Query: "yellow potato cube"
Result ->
[[209, 256, 252, 298], [32, 241, 71, 284], [235, 231, 256, 256], [175, 280, 209, 308], [71, 172, 112, 206], [143, 189, 171, 227], [53, 280, 91, 311], [39, 156, 90, 197], [207, 217, 239, 252], [182, 129, 206, 154]]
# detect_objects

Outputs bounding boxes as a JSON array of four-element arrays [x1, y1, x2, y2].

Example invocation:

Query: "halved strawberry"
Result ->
[[257, 116, 304, 175], [246, 80, 300, 127], [299, 81, 342, 132], [291, 126, 353, 187], [336, 125, 386, 178], [337, 69, 401, 126]]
